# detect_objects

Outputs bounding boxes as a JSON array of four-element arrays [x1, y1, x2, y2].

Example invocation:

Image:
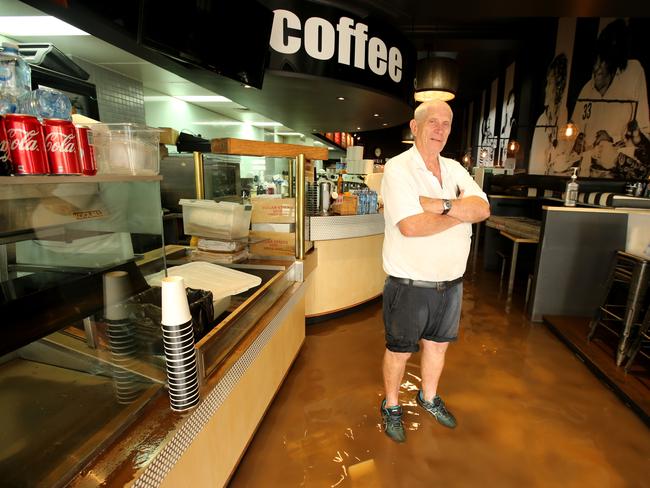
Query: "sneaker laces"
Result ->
[[433, 397, 451, 416], [383, 407, 403, 429]]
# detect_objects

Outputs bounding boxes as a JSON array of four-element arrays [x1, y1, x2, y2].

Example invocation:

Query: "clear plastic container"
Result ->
[[89, 123, 161, 175], [180, 199, 252, 240]]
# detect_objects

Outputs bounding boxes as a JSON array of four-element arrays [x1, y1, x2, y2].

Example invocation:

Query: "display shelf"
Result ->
[[0, 174, 162, 184]]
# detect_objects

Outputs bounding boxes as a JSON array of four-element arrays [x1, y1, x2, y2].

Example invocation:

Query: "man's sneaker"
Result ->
[[380, 399, 406, 443], [416, 390, 457, 429]]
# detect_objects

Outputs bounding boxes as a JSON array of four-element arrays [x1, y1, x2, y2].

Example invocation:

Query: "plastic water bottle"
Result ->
[[0, 42, 31, 115], [369, 191, 377, 213], [17, 88, 72, 120]]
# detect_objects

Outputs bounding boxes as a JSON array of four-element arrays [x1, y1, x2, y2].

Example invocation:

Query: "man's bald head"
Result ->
[[414, 100, 453, 124]]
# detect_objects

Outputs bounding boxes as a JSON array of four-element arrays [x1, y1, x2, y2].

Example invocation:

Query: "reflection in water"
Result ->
[[230, 272, 650, 488]]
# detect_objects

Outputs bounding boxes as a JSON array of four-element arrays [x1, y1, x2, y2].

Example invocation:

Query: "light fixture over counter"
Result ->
[[401, 126, 414, 144], [414, 56, 459, 102]]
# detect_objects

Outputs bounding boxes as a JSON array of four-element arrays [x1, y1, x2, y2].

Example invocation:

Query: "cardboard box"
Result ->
[[251, 197, 296, 223], [250, 231, 295, 256], [159, 127, 179, 145]]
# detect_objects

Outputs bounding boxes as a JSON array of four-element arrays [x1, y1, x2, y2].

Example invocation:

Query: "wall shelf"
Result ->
[[0, 174, 162, 185]]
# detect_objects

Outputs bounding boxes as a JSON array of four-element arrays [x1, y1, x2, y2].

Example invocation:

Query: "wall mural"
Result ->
[[529, 17, 650, 179], [498, 62, 516, 165], [477, 90, 490, 165], [478, 79, 499, 166], [529, 18, 574, 175]]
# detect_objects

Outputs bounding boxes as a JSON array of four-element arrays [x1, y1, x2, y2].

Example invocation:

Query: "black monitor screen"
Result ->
[[140, 0, 273, 89]]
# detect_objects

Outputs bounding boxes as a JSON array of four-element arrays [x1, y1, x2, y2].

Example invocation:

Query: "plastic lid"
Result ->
[[0, 42, 19, 54]]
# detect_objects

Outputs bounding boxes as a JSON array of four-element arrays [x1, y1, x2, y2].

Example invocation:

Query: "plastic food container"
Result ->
[[145, 262, 262, 319], [89, 123, 161, 175], [180, 199, 252, 240]]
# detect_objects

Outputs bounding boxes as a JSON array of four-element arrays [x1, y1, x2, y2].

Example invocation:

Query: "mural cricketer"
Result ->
[[531, 18, 650, 179]]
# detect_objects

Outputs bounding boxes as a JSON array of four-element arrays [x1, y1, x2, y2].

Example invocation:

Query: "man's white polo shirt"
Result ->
[[381, 146, 488, 282]]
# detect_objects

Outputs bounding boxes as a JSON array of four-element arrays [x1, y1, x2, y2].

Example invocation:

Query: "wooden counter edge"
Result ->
[[211, 138, 328, 160]]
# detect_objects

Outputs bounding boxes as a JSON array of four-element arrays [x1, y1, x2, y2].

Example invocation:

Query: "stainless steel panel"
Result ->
[[308, 214, 384, 241]]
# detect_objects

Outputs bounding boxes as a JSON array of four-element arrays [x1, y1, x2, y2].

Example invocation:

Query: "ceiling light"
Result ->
[[414, 56, 459, 102], [337, 97, 345, 101], [176, 95, 231, 102], [275, 132, 304, 136], [251, 122, 282, 127], [194, 121, 242, 126], [382, 123, 388, 127], [373, 113, 380, 117], [0, 16, 89, 36], [356, 127, 361, 130]]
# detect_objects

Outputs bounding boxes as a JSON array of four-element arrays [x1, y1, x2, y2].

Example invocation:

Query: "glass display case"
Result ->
[[0, 175, 166, 488], [0, 174, 298, 487]]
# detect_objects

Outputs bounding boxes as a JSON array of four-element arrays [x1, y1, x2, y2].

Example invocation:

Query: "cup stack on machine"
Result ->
[[179, 199, 253, 263]]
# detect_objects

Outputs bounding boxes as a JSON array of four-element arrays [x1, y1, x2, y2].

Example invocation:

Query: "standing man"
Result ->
[[380, 100, 490, 443]]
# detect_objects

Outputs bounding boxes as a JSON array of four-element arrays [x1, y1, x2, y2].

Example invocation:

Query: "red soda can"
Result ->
[[43, 118, 81, 175], [0, 116, 12, 175], [75, 125, 97, 176], [5, 113, 49, 175]]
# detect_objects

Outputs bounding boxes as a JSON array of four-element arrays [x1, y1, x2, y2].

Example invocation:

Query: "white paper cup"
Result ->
[[164, 342, 196, 356], [167, 378, 197, 391], [171, 389, 200, 403], [161, 276, 192, 326], [166, 365, 197, 380], [103, 271, 132, 321], [162, 327, 194, 342]]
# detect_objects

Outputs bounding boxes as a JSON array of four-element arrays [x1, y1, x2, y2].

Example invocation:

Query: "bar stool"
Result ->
[[587, 250, 650, 366], [624, 307, 650, 373]]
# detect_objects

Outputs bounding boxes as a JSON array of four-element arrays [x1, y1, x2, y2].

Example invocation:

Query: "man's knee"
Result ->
[[385, 349, 412, 362], [421, 339, 449, 354]]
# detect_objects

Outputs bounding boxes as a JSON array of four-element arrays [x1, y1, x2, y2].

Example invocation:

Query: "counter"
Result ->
[[0, 171, 309, 487], [305, 214, 385, 317], [65, 255, 306, 487]]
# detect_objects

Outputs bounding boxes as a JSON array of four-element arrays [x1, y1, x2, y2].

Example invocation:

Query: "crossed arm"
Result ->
[[397, 193, 490, 237]]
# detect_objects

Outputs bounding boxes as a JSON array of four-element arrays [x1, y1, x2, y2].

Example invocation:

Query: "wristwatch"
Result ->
[[441, 199, 452, 215]]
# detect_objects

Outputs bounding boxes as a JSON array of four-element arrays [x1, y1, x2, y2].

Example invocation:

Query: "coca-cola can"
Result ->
[[0, 116, 12, 176], [4, 113, 49, 175], [43, 118, 81, 175], [76, 125, 97, 176]]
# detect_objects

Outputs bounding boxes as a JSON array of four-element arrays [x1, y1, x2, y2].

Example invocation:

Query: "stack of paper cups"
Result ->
[[103, 271, 139, 404], [161, 275, 200, 411]]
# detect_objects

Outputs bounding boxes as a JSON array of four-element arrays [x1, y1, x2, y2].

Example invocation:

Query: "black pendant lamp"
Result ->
[[401, 126, 414, 144], [414, 56, 459, 102]]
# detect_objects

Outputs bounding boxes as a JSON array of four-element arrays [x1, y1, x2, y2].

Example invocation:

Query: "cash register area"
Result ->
[[229, 270, 650, 488]]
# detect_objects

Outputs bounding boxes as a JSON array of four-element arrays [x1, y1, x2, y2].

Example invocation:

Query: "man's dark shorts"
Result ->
[[382, 276, 463, 353]]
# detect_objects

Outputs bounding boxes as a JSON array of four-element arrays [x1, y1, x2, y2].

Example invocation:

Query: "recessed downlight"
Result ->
[[337, 97, 345, 101]]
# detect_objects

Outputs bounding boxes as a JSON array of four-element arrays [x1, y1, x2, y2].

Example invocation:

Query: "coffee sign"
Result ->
[[265, 1, 415, 101]]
